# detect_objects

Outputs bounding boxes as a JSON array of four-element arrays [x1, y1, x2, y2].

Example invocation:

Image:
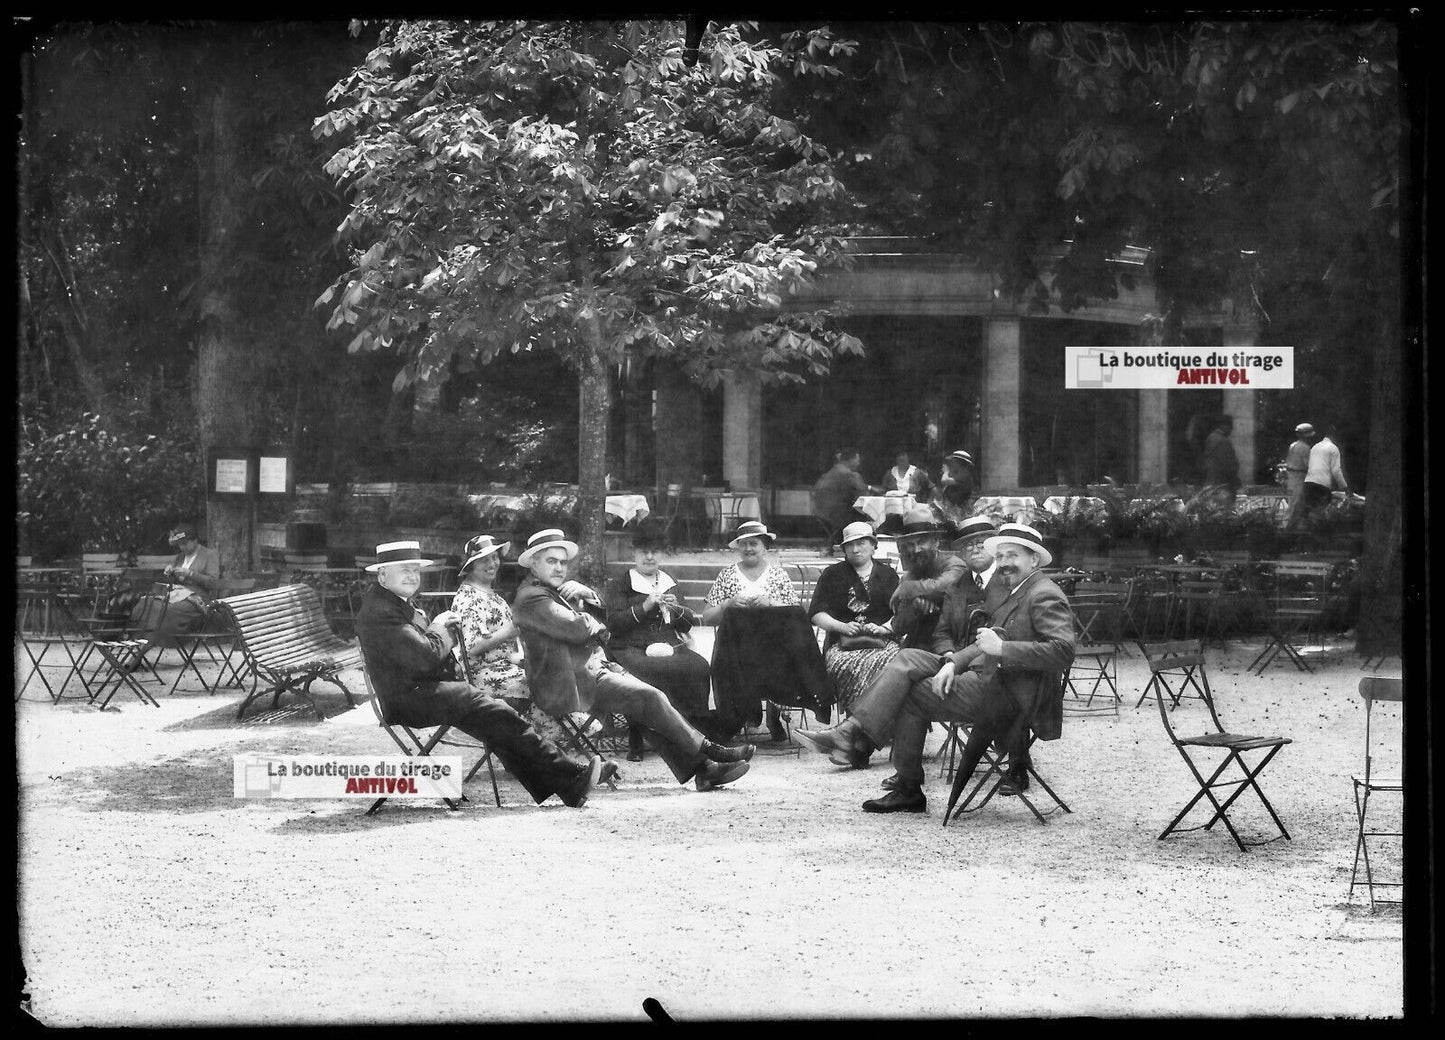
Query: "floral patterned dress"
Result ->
[[451, 582, 530, 704], [703, 562, 799, 609]]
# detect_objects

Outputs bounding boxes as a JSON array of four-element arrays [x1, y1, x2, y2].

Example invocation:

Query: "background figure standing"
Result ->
[[1282, 422, 1314, 529], [1301, 424, 1350, 522], [813, 447, 876, 545], [1202, 415, 1241, 508]]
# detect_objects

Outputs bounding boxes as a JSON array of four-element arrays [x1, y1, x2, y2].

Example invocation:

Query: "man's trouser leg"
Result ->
[[889, 669, 1022, 786], [432, 682, 585, 804], [592, 668, 707, 783], [848, 649, 944, 749]]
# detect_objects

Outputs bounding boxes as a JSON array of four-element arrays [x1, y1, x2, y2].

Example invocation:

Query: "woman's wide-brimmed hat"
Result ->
[[727, 519, 777, 549], [167, 525, 199, 546], [951, 515, 997, 545], [366, 540, 434, 572], [894, 504, 943, 541], [982, 522, 1053, 568], [839, 521, 877, 547], [459, 534, 510, 575], [518, 528, 579, 567]]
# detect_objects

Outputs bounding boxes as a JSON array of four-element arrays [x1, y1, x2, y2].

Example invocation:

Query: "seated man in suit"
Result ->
[[511, 528, 753, 792], [796, 523, 1074, 816], [354, 540, 607, 809]]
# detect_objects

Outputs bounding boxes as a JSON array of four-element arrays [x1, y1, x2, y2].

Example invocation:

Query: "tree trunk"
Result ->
[[195, 78, 256, 577], [575, 330, 611, 587], [1356, 314, 1402, 659]]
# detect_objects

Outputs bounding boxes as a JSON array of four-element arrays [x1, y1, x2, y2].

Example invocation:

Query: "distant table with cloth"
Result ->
[[468, 491, 652, 526], [852, 493, 915, 525], [1042, 496, 1107, 518], [709, 605, 834, 734], [973, 496, 1040, 524], [700, 491, 761, 536]]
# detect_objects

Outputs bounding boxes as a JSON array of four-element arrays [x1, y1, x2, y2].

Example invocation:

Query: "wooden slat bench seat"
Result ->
[[216, 583, 361, 721]]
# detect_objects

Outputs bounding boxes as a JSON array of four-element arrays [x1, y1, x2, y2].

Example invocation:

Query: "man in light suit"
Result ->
[[795, 523, 1074, 815], [511, 528, 753, 792]]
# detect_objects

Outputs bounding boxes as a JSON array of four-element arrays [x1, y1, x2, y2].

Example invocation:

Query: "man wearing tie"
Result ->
[[511, 529, 754, 792], [354, 540, 606, 809]]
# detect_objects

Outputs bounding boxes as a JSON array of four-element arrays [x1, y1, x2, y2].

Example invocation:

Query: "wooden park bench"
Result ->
[[216, 583, 361, 721]]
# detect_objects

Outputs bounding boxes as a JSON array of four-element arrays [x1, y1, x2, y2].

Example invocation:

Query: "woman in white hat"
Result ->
[[701, 519, 800, 740], [450, 534, 529, 712], [808, 521, 901, 712]]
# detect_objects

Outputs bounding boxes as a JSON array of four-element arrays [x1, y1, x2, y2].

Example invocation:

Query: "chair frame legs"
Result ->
[[1161, 744, 1290, 853], [945, 733, 1070, 825], [1350, 778, 1403, 910]]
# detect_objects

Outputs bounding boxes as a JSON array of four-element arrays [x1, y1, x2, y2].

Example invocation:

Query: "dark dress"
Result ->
[[602, 574, 712, 720], [808, 559, 903, 712]]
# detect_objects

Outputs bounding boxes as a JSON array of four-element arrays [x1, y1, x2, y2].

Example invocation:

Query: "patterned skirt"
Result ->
[[824, 642, 902, 714]]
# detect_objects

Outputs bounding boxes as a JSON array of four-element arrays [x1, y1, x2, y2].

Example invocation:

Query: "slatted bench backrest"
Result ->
[[219, 584, 359, 672]]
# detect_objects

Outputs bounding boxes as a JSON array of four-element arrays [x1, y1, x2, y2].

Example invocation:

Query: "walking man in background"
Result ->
[[1283, 422, 1314, 529]]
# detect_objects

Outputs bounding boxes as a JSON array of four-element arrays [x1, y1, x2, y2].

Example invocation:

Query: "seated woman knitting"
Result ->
[[602, 522, 713, 761]]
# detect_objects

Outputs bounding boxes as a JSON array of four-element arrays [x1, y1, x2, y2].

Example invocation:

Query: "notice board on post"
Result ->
[[207, 446, 255, 500]]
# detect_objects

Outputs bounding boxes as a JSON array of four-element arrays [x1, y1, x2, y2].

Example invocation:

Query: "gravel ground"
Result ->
[[16, 634, 1404, 1023]]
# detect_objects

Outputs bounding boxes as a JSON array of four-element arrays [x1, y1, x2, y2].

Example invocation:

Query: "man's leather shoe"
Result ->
[[598, 759, 621, 786], [862, 786, 927, 813], [999, 766, 1030, 796], [701, 739, 755, 763], [880, 772, 901, 790], [793, 725, 852, 758], [694, 759, 749, 791], [827, 740, 873, 769], [560, 755, 603, 808]]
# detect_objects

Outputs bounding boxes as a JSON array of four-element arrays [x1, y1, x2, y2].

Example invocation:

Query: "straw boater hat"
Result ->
[[952, 515, 997, 546], [366, 540, 434, 572], [458, 534, 510, 575], [1295, 422, 1315, 435], [944, 449, 975, 468], [839, 521, 877, 546], [727, 519, 777, 549], [517, 528, 579, 567], [982, 522, 1053, 568], [894, 504, 944, 541]]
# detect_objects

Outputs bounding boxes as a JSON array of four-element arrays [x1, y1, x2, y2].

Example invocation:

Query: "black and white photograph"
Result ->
[[13, 12, 1430, 1023]]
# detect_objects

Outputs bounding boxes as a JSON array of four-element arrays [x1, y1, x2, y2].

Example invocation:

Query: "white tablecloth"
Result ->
[[973, 496, 1039, 523], [1042, 496, 1107, 517], [853, 494, 915, 525], [467, 491, 651, 525]]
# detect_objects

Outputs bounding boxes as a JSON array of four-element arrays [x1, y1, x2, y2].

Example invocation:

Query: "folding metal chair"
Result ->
[[1248, 561, 1333, 675], [944, 726, 1071, 825], [361, 666, 500, 815], [1350, 676, 1402, 910], [166, 578, 256, 696], [1145, 642, 1292, 852], [1065, 584, 1128, 716], [1168, 578, 1229, 648], [77, 584, 171, 709], [1134, 638, 1213, 710]]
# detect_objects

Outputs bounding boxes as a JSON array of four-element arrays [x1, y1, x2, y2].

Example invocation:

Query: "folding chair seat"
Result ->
[[1350, 676, 1402, 910], [1134, 638, 1212, 710], [74, 582, 171, 709], [1144, 642, 1292, 852], [361, 666, 500, 815]]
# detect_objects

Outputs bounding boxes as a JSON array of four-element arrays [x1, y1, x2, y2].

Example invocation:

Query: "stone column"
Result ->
[[722, 369, 763, 490], [1137, 390, 1169, 483], [1222, 321, 1259, 485], [981, 316, 1021, 490]]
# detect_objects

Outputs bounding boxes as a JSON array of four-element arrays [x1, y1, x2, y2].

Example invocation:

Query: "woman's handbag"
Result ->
[[836, 633, 889, 651]]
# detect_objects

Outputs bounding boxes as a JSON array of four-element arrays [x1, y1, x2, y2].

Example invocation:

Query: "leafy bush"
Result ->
[[386, 484, 478, 529], [17, 411, 203, 560]]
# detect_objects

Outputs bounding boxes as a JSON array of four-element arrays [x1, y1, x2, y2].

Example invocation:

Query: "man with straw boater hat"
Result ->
[[354, 540, 607, 808], [885, 503, 968, 649], [796, 522, 1074, 818], [512, 528, 754, 793]]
